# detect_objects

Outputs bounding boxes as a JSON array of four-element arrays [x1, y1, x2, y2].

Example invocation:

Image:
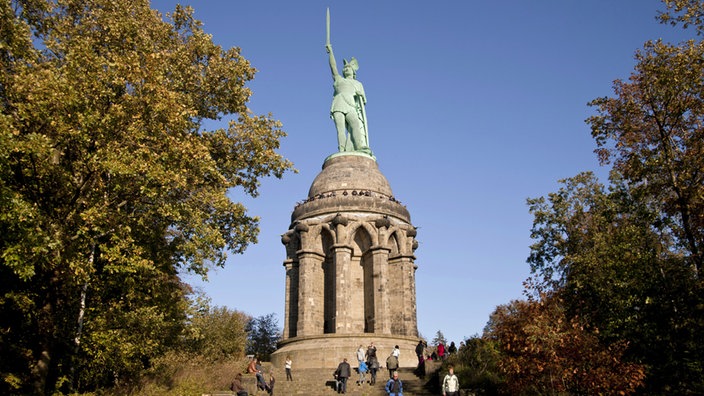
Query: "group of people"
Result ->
[[355, 341, 394, 385], [415, 339, 459, 363], [231, 342, 460, 396], [229, 357, 276, 396], [333, 342, 402, 395]]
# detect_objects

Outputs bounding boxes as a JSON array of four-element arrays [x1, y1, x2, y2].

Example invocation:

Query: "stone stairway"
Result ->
[[250, 366, 437, 396]]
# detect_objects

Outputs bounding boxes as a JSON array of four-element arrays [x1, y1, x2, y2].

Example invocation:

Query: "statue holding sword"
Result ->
[[325, 8, 371, 155]]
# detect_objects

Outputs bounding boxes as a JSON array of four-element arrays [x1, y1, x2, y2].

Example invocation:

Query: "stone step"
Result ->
[[204, 364, 438, 396], [264, 367, 435, 396]]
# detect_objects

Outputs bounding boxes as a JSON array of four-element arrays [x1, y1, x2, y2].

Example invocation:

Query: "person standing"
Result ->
[[442, 365, 460, 396], [356, 344, 366, 365], [366, 342, 377, 361], [334, 358, 351, 394], [369, 355, 379, 385], [366, 341, 379, 384], [437, 342, 445, 360], [447, 341, 457, 356], [285, 355, 293, 381], [385, 353, 399, 379], [415, 340, 424, 365], [385, 371, 403, 396], [392, 345, 400, 359]]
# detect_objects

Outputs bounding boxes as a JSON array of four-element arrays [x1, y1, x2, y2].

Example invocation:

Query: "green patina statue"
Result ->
[[325, 9, 372, 156]]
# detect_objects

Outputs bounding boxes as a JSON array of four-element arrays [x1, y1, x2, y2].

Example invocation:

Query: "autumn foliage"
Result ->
[[447, 2, 704, 394], [488, 295, 644, 395], [1, 0, 292, 394]]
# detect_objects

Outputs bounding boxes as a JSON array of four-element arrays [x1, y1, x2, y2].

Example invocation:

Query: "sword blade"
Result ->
[[326, 8, 330, 45]]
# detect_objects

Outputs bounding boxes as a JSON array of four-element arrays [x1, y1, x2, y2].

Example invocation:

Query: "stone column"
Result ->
[[332, 244, 353, 334], [282, 259, 297, 340], [297, 250, 325, 336], [369, 246, 391, 334], [397, 256, 417, 336]]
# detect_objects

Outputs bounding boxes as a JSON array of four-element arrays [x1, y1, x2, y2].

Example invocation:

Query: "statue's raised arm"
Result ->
[[325, 9, 371, 155], [325, 44, 339, 79]]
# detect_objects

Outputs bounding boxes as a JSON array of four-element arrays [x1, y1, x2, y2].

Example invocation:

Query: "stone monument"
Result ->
[[270, 10, 420, 369]]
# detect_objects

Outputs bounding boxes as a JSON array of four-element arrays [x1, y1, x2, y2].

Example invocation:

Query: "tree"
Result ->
[[521, 3, 704, 392], [181, 294, 249, 361], [449, 336, 503, 396], [488, 295, 645, 396], [658, 0, 704, 35], [582, 11, 704, 391], [527, 172, 704, 394], [431, 330, 447, 347], [245, 313, 280, 361], [0, 1, 292, 394], [588, 39, 704, 275]]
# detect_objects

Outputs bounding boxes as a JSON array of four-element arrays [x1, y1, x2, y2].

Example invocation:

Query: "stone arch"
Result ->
[[304, 223, 333, 255], [344, 224, 373, 333], [386, 231, 401, 256], [352, 225, 373, 255], [384, 225, 413, 254], [343, 221, 379, 248]]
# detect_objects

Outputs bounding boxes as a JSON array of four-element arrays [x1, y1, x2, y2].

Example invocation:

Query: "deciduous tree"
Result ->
[[658, 0, 704, 35], [245, 313, 280, 361], [488, 295, 645, 396], [0, 0, 292, 394], [588, 39, 704, 275], [527, 173, 703, 393], [182, 294, 249, 361], [450, 336, 503, 396], [522, 2, 704, 392]]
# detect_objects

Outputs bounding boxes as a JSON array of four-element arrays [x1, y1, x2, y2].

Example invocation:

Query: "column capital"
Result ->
[[297, 249, 326, 259], [369, 245, 391, 253], [331, 244, 353, 253]]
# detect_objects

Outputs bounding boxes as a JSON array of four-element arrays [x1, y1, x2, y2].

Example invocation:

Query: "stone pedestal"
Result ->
[[271, 155, 420, 370]]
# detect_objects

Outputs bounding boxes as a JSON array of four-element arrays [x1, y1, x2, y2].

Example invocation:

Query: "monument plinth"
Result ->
[[271, 155, 419, 369]]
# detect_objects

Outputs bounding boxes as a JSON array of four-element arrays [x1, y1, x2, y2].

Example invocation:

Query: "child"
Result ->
[[357, 360, 368, 385]]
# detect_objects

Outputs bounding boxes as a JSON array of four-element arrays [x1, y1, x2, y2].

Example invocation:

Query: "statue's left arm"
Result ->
[[356, 81, 369, 147]]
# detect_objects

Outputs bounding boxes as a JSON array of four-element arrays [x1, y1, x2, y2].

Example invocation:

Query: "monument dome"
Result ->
[[292, 155, 411, 223], [308, 155, 393, 197]]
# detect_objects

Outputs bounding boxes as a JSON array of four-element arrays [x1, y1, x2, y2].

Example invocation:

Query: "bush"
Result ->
[[445, 337, 504, 396]]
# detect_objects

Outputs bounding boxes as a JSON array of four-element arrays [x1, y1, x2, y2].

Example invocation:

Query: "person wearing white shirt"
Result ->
[[442, 365, 460, 396]]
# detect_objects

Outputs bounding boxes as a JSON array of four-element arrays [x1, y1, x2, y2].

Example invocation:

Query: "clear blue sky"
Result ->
[[150, 0, 693, 345]]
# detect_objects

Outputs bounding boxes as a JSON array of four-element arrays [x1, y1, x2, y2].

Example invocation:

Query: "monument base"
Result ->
[[324, 150, 375, 162], [270, 333, 420, 370]]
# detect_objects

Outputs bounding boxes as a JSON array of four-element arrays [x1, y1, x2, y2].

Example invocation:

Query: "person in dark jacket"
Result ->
[[415, 340, 425, 364], [229, 373, 248, 396], [334, 358, 351, 394]]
